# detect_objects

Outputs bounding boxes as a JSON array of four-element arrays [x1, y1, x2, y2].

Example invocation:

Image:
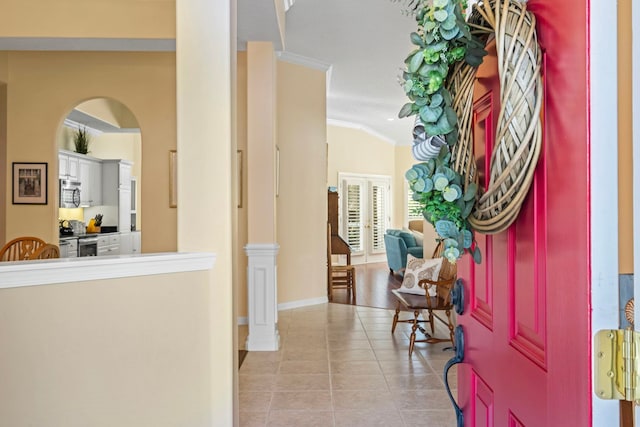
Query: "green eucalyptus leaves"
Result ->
[[399, 0, 486, 264], [406, 147, 481, 264], [398, 0, 486, 146]]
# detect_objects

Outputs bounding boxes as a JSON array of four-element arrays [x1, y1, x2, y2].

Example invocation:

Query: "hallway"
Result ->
[[239, 303, 457, 426]]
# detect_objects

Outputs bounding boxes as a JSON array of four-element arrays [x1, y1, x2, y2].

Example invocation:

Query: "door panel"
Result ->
[[343, 180, 364, 254], [473, 372, 494, 427], [368, 179, 389, 259], [458, 1, 590, 424]]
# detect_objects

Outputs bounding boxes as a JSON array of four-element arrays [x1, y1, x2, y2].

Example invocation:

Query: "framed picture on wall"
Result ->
[[12, 162, 48, 205]]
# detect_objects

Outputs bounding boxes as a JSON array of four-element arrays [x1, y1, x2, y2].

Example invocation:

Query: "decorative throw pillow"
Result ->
[[397, 255, 443, 296]]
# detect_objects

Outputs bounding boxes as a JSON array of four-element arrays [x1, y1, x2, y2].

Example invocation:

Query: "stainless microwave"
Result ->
[[59, 179, 82, 208]]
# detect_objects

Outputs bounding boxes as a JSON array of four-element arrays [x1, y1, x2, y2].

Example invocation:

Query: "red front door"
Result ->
[[457, 1, 591, 425]]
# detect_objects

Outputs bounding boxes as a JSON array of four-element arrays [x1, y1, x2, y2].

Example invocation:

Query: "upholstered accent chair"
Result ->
[[384, 229, 424, 276]]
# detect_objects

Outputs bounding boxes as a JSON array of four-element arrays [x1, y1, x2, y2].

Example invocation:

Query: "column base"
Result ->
[[244, 243, 280, 352], [245, 330, 281, 351]]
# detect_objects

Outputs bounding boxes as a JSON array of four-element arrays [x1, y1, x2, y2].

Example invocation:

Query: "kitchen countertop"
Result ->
[[60, 230, 141, 240]]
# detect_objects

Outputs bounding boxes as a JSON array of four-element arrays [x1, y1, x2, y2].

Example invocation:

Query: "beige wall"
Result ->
[[3, 51, 176, 252], [276, 60, 327, 305], [618, 0, 633, 274], [0, 271, 215, 426], [237, 52, 249, 318], [327, 125, 396, 187], [0, 52, 7, 243], [0, 0, 175, 39], [0, 83, 6, 244]]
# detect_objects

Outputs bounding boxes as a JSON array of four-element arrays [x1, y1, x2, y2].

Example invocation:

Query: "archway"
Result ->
[[56, 97, 142, 255]]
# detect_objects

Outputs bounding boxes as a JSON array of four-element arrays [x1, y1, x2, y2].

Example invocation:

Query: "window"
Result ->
[[407, 183, 423, 222]]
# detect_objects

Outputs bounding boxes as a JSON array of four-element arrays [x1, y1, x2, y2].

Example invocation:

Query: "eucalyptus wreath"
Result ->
[[398, 0, 486, 263]]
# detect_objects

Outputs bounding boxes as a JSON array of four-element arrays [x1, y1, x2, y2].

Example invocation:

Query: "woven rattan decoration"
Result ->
[[448, 0, 542, 234]]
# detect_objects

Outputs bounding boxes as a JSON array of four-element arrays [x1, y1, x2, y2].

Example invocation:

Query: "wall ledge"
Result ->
[[0, 252, 216, 290]]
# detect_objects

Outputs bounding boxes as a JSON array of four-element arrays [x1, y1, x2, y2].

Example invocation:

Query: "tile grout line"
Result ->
[[363, 308, 410, 427]]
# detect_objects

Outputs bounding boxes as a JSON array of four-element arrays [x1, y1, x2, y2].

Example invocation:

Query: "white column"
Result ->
[[176, 0, 233, 424], [245, 243, 280, 351]]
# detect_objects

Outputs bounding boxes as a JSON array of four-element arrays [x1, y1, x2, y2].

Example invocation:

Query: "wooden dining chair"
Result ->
[[327, 223, 356, 304], [32, 244, 60, 259], [0, 237, 46, 261]]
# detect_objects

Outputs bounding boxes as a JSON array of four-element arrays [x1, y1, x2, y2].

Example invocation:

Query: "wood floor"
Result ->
[[330, 262, 403, 310]]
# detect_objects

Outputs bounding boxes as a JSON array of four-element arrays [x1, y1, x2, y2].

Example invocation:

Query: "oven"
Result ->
[[78, 236, 98, 257]]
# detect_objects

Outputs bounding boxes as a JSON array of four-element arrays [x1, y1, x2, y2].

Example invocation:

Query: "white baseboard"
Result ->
[[277, 296, 329, 311], [237, 296, 329, 323]]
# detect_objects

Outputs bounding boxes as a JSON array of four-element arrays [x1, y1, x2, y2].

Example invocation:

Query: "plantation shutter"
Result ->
[[344, 182, 364, 253], [407, 187, 423, 220], [370, 181, 389, 253]]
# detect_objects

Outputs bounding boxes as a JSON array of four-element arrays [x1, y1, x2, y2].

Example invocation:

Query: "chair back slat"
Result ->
[[0, 237, 46, 261], [33, 244, 60, 259], [431, 240, 458, 282]]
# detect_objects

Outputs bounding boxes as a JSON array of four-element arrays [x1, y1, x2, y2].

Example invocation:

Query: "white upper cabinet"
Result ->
[[78, 158, 103, 206], [58, 152, 79, 180]]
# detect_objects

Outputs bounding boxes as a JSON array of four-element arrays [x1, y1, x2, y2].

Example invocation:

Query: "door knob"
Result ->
[[444, 325, 465, 427], [451, 279, 465, 315]]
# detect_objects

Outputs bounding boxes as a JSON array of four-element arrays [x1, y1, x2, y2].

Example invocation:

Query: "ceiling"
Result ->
[[239, 0, 417, 145]]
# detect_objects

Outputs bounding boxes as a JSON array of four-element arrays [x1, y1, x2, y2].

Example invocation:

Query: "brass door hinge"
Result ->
[[595, 329, 640, 404]]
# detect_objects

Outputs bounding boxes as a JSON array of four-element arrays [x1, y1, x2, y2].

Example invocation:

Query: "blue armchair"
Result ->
[[384, 229, 424, 276]]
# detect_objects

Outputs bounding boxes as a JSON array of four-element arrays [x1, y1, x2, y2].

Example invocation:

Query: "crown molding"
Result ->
[[275, 51, 332, 71]]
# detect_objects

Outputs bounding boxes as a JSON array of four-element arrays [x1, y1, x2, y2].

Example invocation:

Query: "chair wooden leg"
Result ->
[[428, 309, 435, 335], [408, 309, 420, 357], [350, 269, 357, 304], [391, 304, 401, 333]]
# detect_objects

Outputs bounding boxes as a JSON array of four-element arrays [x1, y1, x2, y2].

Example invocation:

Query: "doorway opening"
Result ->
[[56, 97, 142, 254], [338, 172, 391, 265]]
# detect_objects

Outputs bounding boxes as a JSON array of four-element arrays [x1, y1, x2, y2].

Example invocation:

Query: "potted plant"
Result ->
[[73, 126, 91, 154]]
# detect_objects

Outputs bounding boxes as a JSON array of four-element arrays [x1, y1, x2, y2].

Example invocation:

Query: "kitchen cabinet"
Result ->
[[119, 231, 141, 255], [78, 158, 103, 206], [102, 160, 132, 232], [132, 231, 141, 254], [97, 233, 120, 256], [58, 152, 79, 180], [59, 237, 78, 258], [119, 232, 132, 255]]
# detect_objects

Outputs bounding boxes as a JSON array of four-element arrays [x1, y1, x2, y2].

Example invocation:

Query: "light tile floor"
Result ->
[[239, 303, 458, 427]]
